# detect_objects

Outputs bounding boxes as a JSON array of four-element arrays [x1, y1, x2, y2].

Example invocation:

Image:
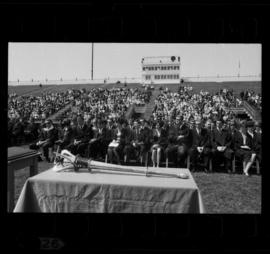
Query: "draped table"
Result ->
[[14, 166, 205, 213]]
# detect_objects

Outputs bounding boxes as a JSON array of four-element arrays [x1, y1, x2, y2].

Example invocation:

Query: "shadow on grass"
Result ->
[[193, 172, 261, 213]]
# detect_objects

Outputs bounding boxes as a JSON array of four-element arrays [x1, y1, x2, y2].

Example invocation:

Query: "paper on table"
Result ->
[[217, 146, 225, 152], [241, 145, 251, 150]]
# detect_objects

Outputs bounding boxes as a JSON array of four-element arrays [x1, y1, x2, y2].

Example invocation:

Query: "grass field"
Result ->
[[14, 158, 261, 213], [8, 81, 261, 96]]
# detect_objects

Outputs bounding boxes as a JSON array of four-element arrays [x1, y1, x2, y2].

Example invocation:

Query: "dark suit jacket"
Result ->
[[132, 127, 141, 141], [251, 132, 261, 153], [167, 125, 178, 144], [152, 127, 168, 147], [139, 127, 153, 146], [233, 130, 253, 151], [110, 128, 127, 148], [191, 128, 211, 148], [61, 126, 74, 144], [96, 127, 112, 143], [177, 123, 193, 148], [123, 127, 134, 145], [12, 121, 24, 136], [41, 126, 57, 144], [212, 128, 232, 148], [73, 124, 89, 142]]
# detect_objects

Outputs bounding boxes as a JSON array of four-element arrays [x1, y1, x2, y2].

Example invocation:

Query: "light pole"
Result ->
[[91, 43, 94, 80], [238, 60, 240, 78]]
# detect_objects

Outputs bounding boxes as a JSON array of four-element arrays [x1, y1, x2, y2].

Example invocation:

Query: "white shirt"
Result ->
[[240, 131, 247, 145], [247, 131, 254, 139]]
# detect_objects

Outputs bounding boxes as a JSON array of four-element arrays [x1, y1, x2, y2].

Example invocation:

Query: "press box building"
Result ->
[[141, 56, 181, 84]]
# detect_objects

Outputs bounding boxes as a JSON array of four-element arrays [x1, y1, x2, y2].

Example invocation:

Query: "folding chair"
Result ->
[[165, 155, 191, 169], [256, 158, 260, 175], [232, 156, 246, 174]]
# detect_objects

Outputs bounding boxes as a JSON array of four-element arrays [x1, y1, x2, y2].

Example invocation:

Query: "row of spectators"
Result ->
[[240, 89, 262, 111], [29, 114, 261, 176]]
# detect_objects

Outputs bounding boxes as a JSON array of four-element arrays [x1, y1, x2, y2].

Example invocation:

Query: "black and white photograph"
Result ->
[[8, 43, 261, 213]]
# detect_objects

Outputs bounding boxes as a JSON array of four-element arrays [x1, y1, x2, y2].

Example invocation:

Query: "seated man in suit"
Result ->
[[55, 119, 74, 151], [253, 121, 262, 164], [123, 120, 137, 163], [189, 119, 212, 172], [176, 117, 193, 168], [29, 119, 57, 162], [24, 117, 39, 143], [233, 121, 256, 176], [107, 118, 127, 164], [212, 120, 234, 173], [150, 121, 168, 167], [11, 117, 25, 145], [89, 119, 112, 160], [246, 120, 261, 174], [66, 115, 90, 156], [128, 120, 142, 162], [164, 121, 179, 166], [137, 120, 153, 164]]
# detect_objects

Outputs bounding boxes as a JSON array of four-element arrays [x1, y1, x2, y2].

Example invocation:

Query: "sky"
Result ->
[[8, 43, 261, 82]]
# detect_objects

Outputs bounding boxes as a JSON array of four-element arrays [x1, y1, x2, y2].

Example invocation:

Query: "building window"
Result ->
[[155, 67, 157, 71], [143, 67, 145, 71], [145, 75, 151, 80], [176, 74, 179, 79]]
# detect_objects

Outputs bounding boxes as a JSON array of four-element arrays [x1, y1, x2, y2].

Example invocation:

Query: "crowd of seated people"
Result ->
[[29, 112, 261, 176], [7, 89, 83, 146], [8, 87, 151, 147], [61, 87, 152, 123], [153, 86, 240, 124], [8, 89, 80, 122], [240, 89, 262, 111], [8, 85, 261, 176], [23, 86, 261, 175]]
